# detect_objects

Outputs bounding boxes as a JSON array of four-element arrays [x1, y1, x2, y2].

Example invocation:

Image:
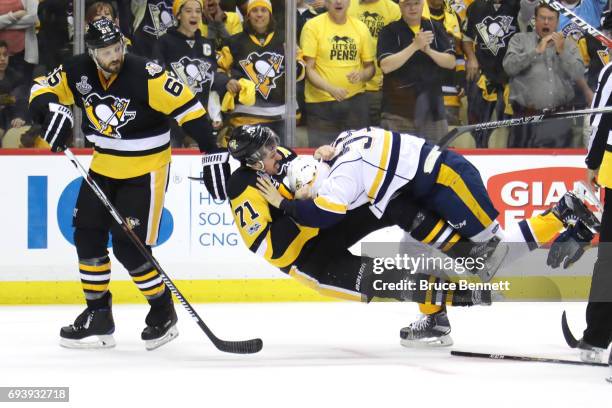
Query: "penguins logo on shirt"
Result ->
[[170, 57, 213, 94], [360, 11, 386, 38], [475, 15, 516, 55], [83, 93, 136, 138], [143, 1, 175, 38], [330, 36, 358, 61], [239, 51, 284, 99]]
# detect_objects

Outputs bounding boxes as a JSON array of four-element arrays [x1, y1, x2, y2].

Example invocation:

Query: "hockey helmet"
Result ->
[[228, 125, 279, 165], [85, 18, 123, 50], [283, 155, 330, 194]]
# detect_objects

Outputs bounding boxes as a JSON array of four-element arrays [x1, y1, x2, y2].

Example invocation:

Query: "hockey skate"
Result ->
[[400, 309, 453, 347], [576, 338, 606, 363], [142, 300, 178, 351], [59, 305, 116, 349]]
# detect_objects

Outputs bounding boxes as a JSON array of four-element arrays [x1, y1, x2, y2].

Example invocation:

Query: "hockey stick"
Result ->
[[63, 148, 263, 354], [541, 0, 612, 48], [451, 350, 607, 367], [561, 310, 579, 348], [438, 106, 612, 149]]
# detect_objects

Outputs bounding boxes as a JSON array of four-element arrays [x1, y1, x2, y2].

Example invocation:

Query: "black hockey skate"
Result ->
[[400, 309, 452, 347], [550, 191, 601, 233], [142, 301, 178, 351], [59, 305, 115, 349]]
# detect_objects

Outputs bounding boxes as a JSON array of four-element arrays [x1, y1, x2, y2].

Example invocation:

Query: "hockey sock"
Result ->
[[128, 262, 167, 302], [79, 255, 112, 308]]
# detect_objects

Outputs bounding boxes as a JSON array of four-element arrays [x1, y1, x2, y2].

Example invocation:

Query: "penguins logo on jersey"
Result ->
[[143, 1, 175, 38], [330, 36, 358, 61], [170, 57, 212, 94], [561, 23, 584, 42], [83, 93, 136, 138], [475, 15, 516, 55], [360, 11, 385, 37], [239, 52, 284, 99]]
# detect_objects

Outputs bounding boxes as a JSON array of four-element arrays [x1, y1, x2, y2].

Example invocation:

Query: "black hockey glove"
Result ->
[[202, 148, 230, 200], [43, 102, 73, 152], [547, 221, 595, 269]]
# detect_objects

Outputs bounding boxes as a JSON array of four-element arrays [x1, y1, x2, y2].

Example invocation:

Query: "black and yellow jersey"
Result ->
[[221, 31, 305, 123], [153, 27, 230, 109], [227, 146, 319, 270], [30, 53, 215, 179]]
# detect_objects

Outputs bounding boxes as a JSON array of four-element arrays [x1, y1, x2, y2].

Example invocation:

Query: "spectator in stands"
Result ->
[[37, 0, 71, 74], [297, 0, 325, 39], [154, 0, 229, 146], [132, 0, 175, 57], [0, 0, 38, 83], [503, 2, 585, 147], [463, 0, 521, 147], [349, 0, 401, 126], [201, 0, 242, 47], [301, 0, 375, 146], [377, 0, 455, 143], [220, 0, 304, 141], [0, 40, 28, 145]]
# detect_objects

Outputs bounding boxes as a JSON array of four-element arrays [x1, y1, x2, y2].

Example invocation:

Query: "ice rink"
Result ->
[[0, 301, 609, 407]]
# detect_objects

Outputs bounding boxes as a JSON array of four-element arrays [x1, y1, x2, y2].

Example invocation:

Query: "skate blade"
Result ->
[[580, 348, 605, 363], [145, 325, 179, 351], [400, 335, 453, 348], [60, 334, 116, 349], [478, 243, 509, 283]]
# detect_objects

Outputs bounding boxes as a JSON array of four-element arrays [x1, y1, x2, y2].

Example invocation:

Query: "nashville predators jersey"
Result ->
[[221, 31, 305, 122], [30, 53, 209, 179], [227, 146, 319, 270], [310, 127, 425, 220]]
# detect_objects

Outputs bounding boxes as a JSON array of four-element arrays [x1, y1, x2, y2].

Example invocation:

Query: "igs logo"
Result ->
[[487, 167, 602, 228]]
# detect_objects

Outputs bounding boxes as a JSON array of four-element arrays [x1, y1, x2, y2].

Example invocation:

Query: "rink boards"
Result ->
[[0, 148, 601, 304]]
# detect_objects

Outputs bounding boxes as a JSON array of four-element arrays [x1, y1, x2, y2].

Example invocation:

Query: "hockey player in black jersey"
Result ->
[[29, 19, 229, 350]]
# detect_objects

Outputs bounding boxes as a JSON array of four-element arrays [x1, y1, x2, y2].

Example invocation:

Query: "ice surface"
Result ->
[[0, 302, 609, 407]]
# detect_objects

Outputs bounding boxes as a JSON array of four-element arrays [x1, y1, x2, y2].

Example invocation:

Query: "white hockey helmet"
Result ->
[[283, 156, 330, 194]]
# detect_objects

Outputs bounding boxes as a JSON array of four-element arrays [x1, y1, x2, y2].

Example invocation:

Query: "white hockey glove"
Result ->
[[43, 103, 73, 152], [202, 149, 231, 200]]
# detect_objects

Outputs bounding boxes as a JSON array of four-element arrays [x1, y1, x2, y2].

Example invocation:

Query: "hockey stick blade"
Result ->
[[561, 311, 579, 348], [451, 350, 607, 367]]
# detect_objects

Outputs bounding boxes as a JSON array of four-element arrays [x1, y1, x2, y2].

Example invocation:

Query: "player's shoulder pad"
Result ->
[[227, 166, 259, 200]]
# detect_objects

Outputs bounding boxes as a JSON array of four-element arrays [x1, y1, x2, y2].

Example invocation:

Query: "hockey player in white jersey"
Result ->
[[257, 126, 601, 346]]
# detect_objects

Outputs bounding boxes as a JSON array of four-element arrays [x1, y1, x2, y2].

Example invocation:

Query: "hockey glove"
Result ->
[[202, 148, 230, 200], [43, 103, 73, 152], [547, 221, 595, 269]]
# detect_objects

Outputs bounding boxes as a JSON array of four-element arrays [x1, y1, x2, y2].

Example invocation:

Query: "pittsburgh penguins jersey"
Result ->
[[582, 35, 610, 90], [154, 27, 229, 109], [222, 31, 305, 122], [280, 127, 426, 228], [464, 0, 519, 85], [348, 0, 401, 91], [227, 146, 320, 270], [133, 0, 176, 57], [30, 53, 214, 179]]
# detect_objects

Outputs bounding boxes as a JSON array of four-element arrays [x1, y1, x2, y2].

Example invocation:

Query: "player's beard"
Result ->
[[99, 55, 124, 75]]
